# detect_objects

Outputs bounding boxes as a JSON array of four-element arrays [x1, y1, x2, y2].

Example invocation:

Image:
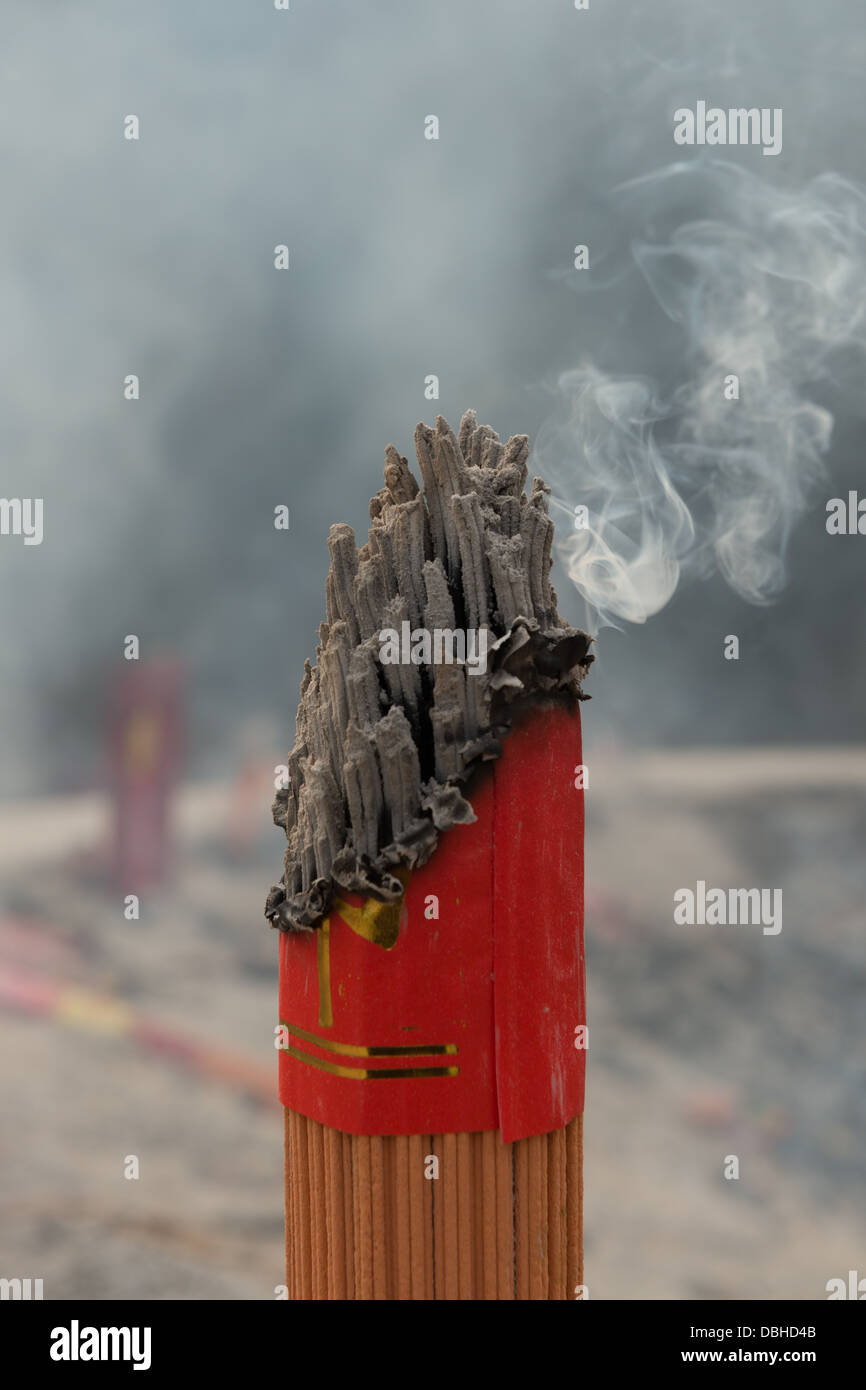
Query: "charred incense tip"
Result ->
[[266, 413, 594, 933]]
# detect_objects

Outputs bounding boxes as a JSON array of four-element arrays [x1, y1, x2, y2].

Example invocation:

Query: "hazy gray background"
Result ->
[[1, 0, 864, 1300], [2, 0, 866, 792]]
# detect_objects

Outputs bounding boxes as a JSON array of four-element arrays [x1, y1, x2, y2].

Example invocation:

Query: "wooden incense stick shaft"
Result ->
[[285, 1111, 583, 1300]]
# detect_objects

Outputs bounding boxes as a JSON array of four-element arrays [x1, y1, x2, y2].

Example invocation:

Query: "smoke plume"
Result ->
[[536, 162, 866, 625]]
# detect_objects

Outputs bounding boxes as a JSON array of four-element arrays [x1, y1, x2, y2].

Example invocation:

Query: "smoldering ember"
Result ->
[[265, 411, 593, 933]]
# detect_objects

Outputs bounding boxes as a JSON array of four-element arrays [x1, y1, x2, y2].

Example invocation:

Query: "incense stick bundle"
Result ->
[[270, 413, 590, 1302], [285, 1111, 583, 1300]]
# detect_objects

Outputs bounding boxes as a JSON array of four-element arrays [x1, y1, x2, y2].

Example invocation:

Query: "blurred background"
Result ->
[[1, 0, 864, 1298]]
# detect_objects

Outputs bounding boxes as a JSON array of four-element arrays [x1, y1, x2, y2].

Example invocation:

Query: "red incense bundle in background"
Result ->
[[109, 656, 184, 893], [267, 412, 592, 1299]]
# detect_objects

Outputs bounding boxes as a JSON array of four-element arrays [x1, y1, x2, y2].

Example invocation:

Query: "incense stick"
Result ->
[[287, 1106, 297, 1289], [296, 1112, 313, 1298], [566, 1113, 583, 1296], [325, 1125, 345, 1299], [408, 1133, 426, 1299], [341, 1130, 355, 1300], [370, 1136, 387, 1299], [479, 1130, 495, 1298], [514, 1133, 530, 1299], [355, 1135, 373, 1299], [394, 1135, 411, 1299], [548, 1122, 566, 1299], [308, 1118, 326, 1300], [528, 1132, 548, 1299], [456, 1131, 473, 1298], [285, 1113, 582, 1299], [442, 1132, 459, 1299]]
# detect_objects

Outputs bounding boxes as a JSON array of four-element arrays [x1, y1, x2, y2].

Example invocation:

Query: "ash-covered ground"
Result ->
[[1, 743, 864, 1300]]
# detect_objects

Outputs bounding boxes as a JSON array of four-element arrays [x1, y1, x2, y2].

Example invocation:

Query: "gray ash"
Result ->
[[265, 411, 593, 932]]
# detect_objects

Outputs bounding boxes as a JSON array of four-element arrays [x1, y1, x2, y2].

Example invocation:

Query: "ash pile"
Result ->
[[266, 411, 593, 932]]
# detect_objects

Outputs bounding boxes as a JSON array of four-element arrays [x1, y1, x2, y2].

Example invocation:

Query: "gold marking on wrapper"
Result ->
[[317, 918, 333, 1027], [283, 1043, 459, 1081], [332, 873, 408, 951], [283, 1019, 458, 1058], [314, 870, 411, 1026]]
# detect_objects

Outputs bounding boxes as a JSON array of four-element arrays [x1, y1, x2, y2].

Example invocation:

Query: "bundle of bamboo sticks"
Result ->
[[284, 1111, 583, 1300]]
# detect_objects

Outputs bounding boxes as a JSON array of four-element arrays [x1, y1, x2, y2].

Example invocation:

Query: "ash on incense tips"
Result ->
[[266, 411, 594, 933]]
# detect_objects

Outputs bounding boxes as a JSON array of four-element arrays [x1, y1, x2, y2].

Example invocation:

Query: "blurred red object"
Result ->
[[683, 1086, 737, 1129], [108, 656, 184, 893]]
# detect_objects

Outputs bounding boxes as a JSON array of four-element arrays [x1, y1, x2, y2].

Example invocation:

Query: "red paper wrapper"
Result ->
[[278, 702, 585, 1144]]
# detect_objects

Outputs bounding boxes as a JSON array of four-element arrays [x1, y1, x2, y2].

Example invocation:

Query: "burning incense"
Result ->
[[268, 412, 592, 1300]]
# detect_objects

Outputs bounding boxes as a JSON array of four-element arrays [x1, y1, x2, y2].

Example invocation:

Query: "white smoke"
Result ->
[[536, 161, 866, 626]]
